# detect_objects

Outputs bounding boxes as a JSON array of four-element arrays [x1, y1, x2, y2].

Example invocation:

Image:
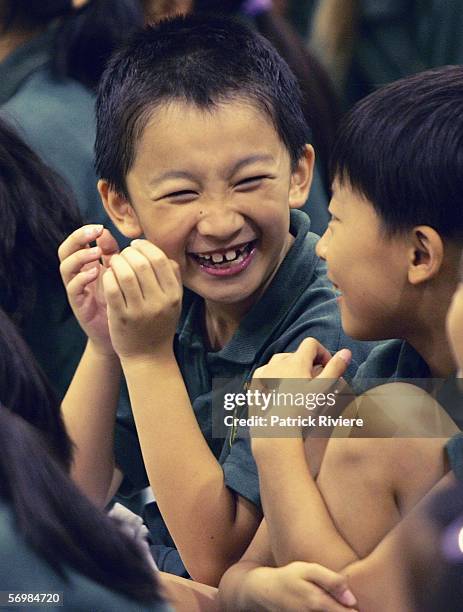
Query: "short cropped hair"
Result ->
[[331, 65, 463, 241], [95, 14, 310, 198]]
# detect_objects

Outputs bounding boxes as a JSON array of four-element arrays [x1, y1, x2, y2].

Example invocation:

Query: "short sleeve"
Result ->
[[222, 436, 261, 509], [446, 432, 463, 483]]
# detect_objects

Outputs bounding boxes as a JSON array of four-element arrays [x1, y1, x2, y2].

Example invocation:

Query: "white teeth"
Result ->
[[225, 250, 237, 261], [212, 253, 224, 263]]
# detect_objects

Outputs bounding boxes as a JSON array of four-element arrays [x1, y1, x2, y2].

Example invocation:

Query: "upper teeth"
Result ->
[[197, 247, 242, 263]]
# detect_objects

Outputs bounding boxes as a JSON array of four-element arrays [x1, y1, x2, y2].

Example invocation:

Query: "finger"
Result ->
[[96, 228, 120, 267], [130, 239, 182, 297], [299, 564, 357, 608], [317, 350, 352, 380], [109, 253, 144, 309], [297, 338, 334, 368], [119, 246, 159, 302], [59, 245, 102, 285], [300, 584, 355, 612], [58, 224, 103, 262], [66, 267, 99, 303], [102, 268, 126, 312]]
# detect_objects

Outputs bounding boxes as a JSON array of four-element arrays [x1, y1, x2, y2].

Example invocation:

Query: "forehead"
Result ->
[[131, 99, 287, 171], [330, 176, 376, 216]]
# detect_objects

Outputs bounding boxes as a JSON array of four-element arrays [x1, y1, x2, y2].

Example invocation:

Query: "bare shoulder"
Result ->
[[353, 382, 459, 438]]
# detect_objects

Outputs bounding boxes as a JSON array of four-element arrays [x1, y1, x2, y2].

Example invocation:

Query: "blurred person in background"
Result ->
[[0, 0, 143, 238], [307, 0, 463, 108]]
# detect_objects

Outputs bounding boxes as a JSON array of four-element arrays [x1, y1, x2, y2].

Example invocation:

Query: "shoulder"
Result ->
[[355, 382, 459, 438], [4, 67, 95, 115], [351, 339, 408, 390], [1, 68, 95, 147]]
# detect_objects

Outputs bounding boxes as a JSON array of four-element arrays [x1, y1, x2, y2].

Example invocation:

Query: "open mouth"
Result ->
[[189, 240, 257, 276]]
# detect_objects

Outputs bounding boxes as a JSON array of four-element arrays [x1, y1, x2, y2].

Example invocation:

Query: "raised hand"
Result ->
[[58, 225, 119, 355], [102, 239, 183, 360]]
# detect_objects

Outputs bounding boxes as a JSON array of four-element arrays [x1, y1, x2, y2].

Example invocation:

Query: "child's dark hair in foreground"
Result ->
[[95, 14, 310, 196], [0, 307, 162, 607]]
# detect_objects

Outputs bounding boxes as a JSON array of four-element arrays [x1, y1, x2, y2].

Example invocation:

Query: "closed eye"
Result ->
[[158, 190, 199, 202], [235, 175, 273, 190]]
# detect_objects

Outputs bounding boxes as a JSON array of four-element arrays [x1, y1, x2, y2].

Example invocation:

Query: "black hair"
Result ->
[[0, 119, 81, 324], [95, 13, 310, 198], [330, 65, 463, 241], [3, 1, 144, 90], [0, 309, 71, 469], [0, 308, 161, 604]]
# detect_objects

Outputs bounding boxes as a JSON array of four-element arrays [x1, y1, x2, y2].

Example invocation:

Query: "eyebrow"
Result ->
[[149, 154, 275, 187], [226, 154, 275, 178], [149, 170, 197, 187]]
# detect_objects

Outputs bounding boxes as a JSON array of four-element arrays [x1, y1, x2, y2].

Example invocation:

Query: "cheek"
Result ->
[[447, 292, 463, 365]]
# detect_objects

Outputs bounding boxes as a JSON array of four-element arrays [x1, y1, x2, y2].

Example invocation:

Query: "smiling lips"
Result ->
[[189, 240, 257, 277]]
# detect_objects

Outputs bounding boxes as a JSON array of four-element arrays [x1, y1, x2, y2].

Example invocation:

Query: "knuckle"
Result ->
[[119, 271, 135, 285], [152, 251, 169, 266], [136, 260, 151, 273]]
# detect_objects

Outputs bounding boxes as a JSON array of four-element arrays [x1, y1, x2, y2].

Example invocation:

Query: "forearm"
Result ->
[[219, 561, 269, 612], [122, 352, 258, 585], [62, 340, 121, 505], [254, 438, 357, 569]]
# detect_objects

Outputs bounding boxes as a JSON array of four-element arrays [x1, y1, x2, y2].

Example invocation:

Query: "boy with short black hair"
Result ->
[[219, 65, 463, 610], [58, 14, 372, 585]]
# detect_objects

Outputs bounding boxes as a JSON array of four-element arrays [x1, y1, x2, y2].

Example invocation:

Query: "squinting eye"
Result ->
[[163, 190, 198, 201], [235, 175, 270, 190]]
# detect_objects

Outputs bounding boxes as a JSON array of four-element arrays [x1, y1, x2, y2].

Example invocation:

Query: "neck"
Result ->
[[407, 315, 455, 379], [204, 300, 250, 351], [0, 25, 44, 63]]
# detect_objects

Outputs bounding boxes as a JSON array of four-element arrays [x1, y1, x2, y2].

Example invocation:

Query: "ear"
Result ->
[[289, 144, 315, 209], [97, 180, 143, 239], [407, 226, 444, 285]]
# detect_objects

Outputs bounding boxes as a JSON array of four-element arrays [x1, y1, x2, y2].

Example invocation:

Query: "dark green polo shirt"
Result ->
[[114, 210, 375, 572]]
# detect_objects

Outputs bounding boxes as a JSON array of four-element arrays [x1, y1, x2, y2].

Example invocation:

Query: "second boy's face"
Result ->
[[447, 268, 463, 375], [120, 100, 312, 307], [316, 180, 410, 340]]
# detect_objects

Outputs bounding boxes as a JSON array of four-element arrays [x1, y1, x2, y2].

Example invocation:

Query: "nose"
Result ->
[[316, 229, 329, 260], [196, 205, 244, 241]]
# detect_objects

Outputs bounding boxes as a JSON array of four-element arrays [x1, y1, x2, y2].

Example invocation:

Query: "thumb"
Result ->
[[317, 349, 352, 380]]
